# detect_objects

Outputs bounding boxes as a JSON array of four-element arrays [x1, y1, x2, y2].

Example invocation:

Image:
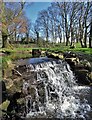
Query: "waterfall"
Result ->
[[16, 58, 91, 119]]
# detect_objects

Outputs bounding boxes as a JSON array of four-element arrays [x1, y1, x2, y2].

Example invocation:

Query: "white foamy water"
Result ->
[[17, 59, 91, 119]]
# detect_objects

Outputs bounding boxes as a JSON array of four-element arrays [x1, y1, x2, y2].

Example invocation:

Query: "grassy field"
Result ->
[[1, 42, 92, 54]]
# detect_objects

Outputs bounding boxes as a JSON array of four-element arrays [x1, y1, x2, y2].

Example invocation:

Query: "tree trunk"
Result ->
[[2, 33, 8, 48], [26, 33, 29, 43], [80, 39, 84, 48], [60, 37, 62, 43], [46, 28, 49, 43], [64, 2, 69, 46], [36, 31, 39, 45], [79, 19, 84, 48], [65, 17, 69, 46], [89, 21, 92, 48], [14, 31, 16, 41], [63, 30, 65, 43], [83, 2, 90, 48], [76, 32, 79, 43], [79, 30, 84, 48], [66, 36, 69, 46], [70, 26, 74, 46], [84, 26, 87, 48]]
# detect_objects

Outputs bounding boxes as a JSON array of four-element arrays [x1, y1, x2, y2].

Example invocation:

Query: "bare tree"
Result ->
[[89, 2, 92, 48], [48, 3, 63, 43], [56, 2, 70, 46], [34, 20, 40, 44], [76, 2, 92, 48], [1, 2, 27, 47], [36, 10, 49, 42], [89, 20, 92, 48], [68, 3, 80, 46], [34, 2, 92, 47], [24, 18, 31, 43]]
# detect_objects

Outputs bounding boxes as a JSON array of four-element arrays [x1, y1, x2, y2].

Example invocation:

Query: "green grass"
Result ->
[[47, 46, 91, 55], [47, 42, 91, 54], [69, 48, 92, 54], [13, 47, 32, 51], [1, 42, 92, 70], [2, 49, 32, 70], [1, 42, 91, 54]]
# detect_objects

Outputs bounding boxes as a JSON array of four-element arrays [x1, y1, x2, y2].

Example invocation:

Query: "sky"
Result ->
[[25, 2, 51, 23]]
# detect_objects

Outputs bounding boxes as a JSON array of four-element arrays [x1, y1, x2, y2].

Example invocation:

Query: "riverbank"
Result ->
[[1, 45, 92, 79], [1, 57, 92, 119], [1, 45, 92, 119], [1, 44, 92, 68]]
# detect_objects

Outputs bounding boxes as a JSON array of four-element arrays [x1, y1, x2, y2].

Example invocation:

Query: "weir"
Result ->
[[15, 57, 91, 119]]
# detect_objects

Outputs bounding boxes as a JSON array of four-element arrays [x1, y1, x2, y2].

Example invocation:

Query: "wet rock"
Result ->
[[63, 52, 79, 70], [74, 69, 90, 85], [34, 101, 39, 111], [50, 92, 59, 100], [32, 49, 41, 57], [79, 59, 91, 72], [63, 52, 92, 85], [5, 57, 91, 119], [73, 59, 92, 85], [47, 53, 59, 59], [0, 80, 8, 103], [7, 91, 22, 113], [88, 72, 92, 82], [75, 64, 85, 69], [63, 51, 76, 58], [65, 58, 79, 66]]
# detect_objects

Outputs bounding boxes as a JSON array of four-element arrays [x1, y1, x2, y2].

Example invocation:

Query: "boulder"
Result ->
[[63, 52, 79, 70], [47, 53, 59, 59], [63, 51, 76, 58], [79, 59, 91, 72], [7, 92, 22, 113], [0, 80, 8, 104], [74, 69, 90, 85], [88, 72, 92, 82], [62, 52, 92, 85], [65, 57, 79, 70], [32, 49, 41, 57]]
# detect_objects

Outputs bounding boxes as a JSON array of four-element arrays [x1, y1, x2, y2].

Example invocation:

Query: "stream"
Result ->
[[15, 57, 92, 119]]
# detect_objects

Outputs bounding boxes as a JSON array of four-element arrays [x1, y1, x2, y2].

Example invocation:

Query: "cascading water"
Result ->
[[16, 57, 91, 119]]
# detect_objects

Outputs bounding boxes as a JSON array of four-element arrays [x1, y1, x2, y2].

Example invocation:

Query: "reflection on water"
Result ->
[[15, 57, 92, 119], [16, 57, 54, 66]]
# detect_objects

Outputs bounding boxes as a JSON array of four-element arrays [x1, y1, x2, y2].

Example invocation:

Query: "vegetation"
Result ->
[[2, 43, 91, 63], [0, 2, 92, 48], [0, 3, 92, 119], [0, 2, 92, 78]]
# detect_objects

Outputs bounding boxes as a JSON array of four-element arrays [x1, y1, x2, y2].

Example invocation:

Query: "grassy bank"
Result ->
[[1, 43, 92, 70]]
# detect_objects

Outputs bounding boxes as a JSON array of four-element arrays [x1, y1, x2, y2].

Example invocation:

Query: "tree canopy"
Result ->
[[1, 2, 92, 48]]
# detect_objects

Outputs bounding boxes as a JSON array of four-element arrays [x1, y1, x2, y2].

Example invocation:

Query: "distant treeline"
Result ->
[[1, 2, 92, 48]]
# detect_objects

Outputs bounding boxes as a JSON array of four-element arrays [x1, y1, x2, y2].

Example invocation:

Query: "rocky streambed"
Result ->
[[1, 51, 92, 120], [63, 52, 92, 85]]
